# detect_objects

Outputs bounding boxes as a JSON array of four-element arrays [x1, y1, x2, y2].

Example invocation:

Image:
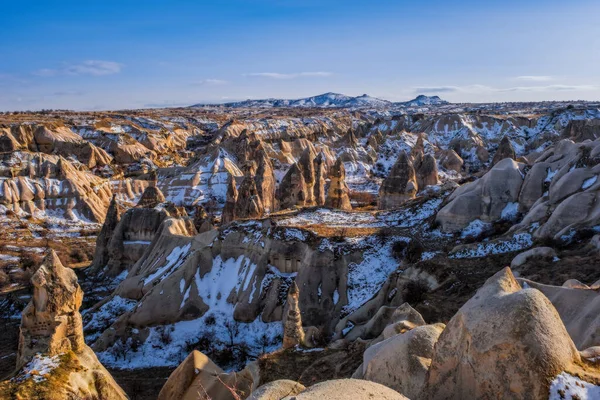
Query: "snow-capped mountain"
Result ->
[[400, 94, 448, 107], [192, 93, 448, 109]]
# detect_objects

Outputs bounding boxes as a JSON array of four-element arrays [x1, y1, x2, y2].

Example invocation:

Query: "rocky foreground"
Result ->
[[2, 97, 600, 398]]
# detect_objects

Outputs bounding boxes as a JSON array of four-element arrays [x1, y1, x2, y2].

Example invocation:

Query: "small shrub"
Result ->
[[404, 279, 430, 304], [391, 240, 408, 260], [405, 240, 424, 264]]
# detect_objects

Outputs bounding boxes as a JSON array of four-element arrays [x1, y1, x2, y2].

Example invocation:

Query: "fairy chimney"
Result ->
[[283, 282, 305, 349], [325, 157, 352, 210]]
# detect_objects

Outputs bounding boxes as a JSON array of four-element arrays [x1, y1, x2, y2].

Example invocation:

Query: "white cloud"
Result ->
[[34, 60, 122, 77], [514, 75, 553, 82], [193, 79, 228, 85], [244, 72, 333, 79]]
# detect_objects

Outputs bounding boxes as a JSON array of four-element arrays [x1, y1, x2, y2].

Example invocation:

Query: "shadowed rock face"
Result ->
[[235, 174, 265, 220], [283, 282, 305, 349], [492, 136, 516, 166], [90, 196, 123, 274], [222, 177, 238, 223], [314, 153, 327, 206], [378, 151, 418, 209], [325, 157, 352, 210], [277, 163, 308, 210]]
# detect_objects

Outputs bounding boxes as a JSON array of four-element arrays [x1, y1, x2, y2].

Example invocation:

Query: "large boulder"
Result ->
[[248, 380, 305, 400], [378, 151, 418, 209], [424, 267, 581, 400], [282, 379, 408, 400], [436, 158, 524, 232], [360, 323, 445, 399]]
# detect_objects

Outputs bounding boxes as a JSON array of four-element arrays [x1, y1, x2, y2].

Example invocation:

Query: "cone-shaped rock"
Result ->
[[378, 151, 418, 209], [492, 136, 516, 166], [3, 250, 127, 399], [137, 185, 166, 208], [283, 282, 305, 349], [235, 174, 265, 219], [277, 163, 308, 210], [325, 157, 352, 210], [415, 154, 439, 188]]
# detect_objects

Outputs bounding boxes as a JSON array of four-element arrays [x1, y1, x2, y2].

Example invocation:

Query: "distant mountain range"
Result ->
[[192, 93, 448, 109]]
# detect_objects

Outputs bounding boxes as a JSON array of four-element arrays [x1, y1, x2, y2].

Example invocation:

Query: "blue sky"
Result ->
[[1, 0, 599, 110]]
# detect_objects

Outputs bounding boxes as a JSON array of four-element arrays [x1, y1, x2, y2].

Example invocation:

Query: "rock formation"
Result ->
[[359, 323, 445, 399], [325, 157, 352, 210], [438, 149, 464, 173], [222, 176, 238, 223], [378, 151, 418, 209], [234, 173, 265, 220], [314, 153, 327, 206], [280, 379, 408, 400], [157, 350, 254, 400], [248, 380, 306, 400], [414, 153, 439, 189], [424, 267, 582, 399], [136, 184, 166, 208], [492, 136, 517, 166], [283, 282, 305, 349], [277, 146, 327, 210], [193, 205, 213, 234], [436, 158, 524, 231], [0, 250, 127, 400], [255, 152, 277, 212], [89, 195, 123, 274]]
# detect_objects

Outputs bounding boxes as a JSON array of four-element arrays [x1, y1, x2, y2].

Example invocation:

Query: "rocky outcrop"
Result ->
[[0, 250, 126, 400], [255, 152, 277, 212], [492, 136, 516, 166], [193, 205, 213, 233], [510, 247, 557, 268], [90, 196, 123, 274], [424, 267, 582, 400], [283, 282, 305, 349], [32, 124, 112, 168], [415, 154, 439, 189], [436, 158, 524, 231], [314, 153, 327, 206], [359, 323, 445, 399], [325, 157, 352, 210], [0, 155, 113, 222], [157, 350, 254, 400], [518, 278, 600, 350], [277, 147, 326, 210], [438, 149, 464, 173], [136, 184, 166, 208], [234, 173, 265, 220], [378, 151, 418, 209]]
